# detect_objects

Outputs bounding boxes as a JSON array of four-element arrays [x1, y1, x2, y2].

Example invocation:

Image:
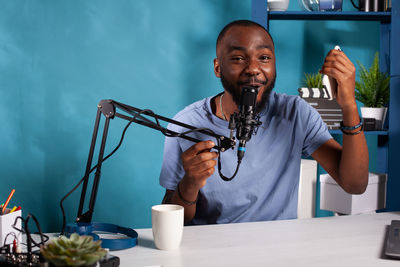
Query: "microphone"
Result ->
[[229, 86, 262, 161]]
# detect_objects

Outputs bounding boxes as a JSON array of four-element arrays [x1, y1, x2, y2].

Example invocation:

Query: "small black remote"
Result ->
[[385, 220, 400, 259], [99, 255, 120, 267]]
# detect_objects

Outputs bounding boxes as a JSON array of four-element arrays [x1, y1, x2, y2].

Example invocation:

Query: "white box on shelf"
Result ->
[[0, 209, 22, 245], [320, 173, 387, 215]]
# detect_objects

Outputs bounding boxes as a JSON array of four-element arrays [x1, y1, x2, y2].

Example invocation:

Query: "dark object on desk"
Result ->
[[363, 118, 377, 131], [0, 249, 119, 267], [0, 213, 49, 266], [99, 255, 120, 267], [385, 220, 400, 259], [0, 251, 42, 267]]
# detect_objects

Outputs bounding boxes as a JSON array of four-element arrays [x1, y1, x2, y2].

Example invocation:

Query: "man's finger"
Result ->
[[183, 140, 215, 157], [184, 151, 218, 171]]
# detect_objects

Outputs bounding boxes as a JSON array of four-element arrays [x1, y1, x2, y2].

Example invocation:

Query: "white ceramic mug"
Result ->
[[152, 204, 184, 250]]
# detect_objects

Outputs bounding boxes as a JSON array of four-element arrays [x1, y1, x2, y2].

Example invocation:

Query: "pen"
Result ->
[[9, 206, 17, 214], [1, 189, 15, 215], [14, 206, 21, 212]]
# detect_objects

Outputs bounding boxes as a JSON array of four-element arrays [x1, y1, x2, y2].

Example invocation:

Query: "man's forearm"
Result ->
[[163, 179, 199, 223], [318, 49, 369, 194], [339, 106, 369, 194]]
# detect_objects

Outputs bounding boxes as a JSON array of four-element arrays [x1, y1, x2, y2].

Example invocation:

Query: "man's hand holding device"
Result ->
[[321, 45, 357, 112]]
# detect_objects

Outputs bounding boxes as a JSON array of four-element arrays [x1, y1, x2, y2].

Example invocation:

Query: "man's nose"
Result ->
[[244, 59, 261, 76]]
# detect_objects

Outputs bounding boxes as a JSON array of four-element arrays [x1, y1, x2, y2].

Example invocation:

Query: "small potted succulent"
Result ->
[[40, 233, 107, 267], [355, 52, 390, 130]]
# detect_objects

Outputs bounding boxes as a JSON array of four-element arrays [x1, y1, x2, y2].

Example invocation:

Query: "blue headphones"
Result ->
[[65, 222, 138, 250]]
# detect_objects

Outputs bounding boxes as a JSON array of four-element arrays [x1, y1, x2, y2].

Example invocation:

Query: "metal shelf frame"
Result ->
[[251, 0, 400, 211]]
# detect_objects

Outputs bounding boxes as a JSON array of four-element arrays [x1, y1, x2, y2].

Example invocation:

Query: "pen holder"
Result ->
[[0, 209, 22, 246]]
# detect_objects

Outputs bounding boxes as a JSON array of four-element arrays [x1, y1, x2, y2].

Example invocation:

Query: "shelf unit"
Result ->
[[251, 0, 400, 211], [262, 11, 390, 23]]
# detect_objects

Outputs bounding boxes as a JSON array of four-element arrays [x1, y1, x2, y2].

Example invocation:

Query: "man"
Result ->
[[159, 20, 369, 224]]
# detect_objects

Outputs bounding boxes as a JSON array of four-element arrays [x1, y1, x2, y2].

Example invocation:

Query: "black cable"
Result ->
[[350, 0, 359, 9], [10, 214, 49, 249], [137, 109, 242, 181], [25, 214, 46, 248], [24, 215, 33, 256], [2, 232, 18, 247], [60, 109, 163, 235], [60, 114, 136, 235], [218, 155, 241, 181], [59, 106, 242, 235]]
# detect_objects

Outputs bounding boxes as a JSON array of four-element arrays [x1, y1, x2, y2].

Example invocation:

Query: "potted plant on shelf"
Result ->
[[303, 72, 323, 89], [355, 52, 390, 130], [40, 233, 107, 267]]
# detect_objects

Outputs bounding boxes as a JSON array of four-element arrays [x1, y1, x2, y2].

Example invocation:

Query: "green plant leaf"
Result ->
[[303, 72, 323, 88], [355, 52, 390, 107]]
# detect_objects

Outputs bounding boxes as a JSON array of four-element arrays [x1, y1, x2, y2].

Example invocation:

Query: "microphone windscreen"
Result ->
[[240, 87, 258, 109]]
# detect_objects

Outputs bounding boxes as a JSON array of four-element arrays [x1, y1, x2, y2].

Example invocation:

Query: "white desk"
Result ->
[[112, 212, 400, 267]]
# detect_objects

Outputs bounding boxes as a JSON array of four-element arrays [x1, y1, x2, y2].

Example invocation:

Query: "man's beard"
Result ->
[[220, 72, 276, 114]]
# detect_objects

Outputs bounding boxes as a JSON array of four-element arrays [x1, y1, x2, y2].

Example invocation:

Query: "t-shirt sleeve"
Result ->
[[159, 123, 185, 190], [299, 98, 333, 157]]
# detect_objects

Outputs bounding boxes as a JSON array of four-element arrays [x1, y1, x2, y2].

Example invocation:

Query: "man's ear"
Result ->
[[214, 58, 221, 78]]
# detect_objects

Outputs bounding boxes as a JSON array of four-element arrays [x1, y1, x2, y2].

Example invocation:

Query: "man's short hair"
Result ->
[[216, 20, 274, 50]]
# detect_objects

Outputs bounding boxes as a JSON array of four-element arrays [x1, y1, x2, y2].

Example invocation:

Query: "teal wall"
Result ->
[[0, 0, 379, 232]]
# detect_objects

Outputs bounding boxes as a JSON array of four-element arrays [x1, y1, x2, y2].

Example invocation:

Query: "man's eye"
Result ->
[[231, 57, 244, 61], [260, 55, 271, 61]]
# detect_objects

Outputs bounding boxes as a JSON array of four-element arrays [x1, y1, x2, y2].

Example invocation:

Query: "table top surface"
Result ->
[[111, 212, 400, 267]]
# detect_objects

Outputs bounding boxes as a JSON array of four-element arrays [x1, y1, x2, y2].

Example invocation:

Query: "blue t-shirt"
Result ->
[[159, 91, 332, 224]]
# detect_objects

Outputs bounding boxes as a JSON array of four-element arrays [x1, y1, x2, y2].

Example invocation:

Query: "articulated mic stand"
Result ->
[[65, 99, 235, 250]]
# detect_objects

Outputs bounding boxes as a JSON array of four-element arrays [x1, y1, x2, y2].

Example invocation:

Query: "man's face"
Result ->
[[214, 25, 276, 112]]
